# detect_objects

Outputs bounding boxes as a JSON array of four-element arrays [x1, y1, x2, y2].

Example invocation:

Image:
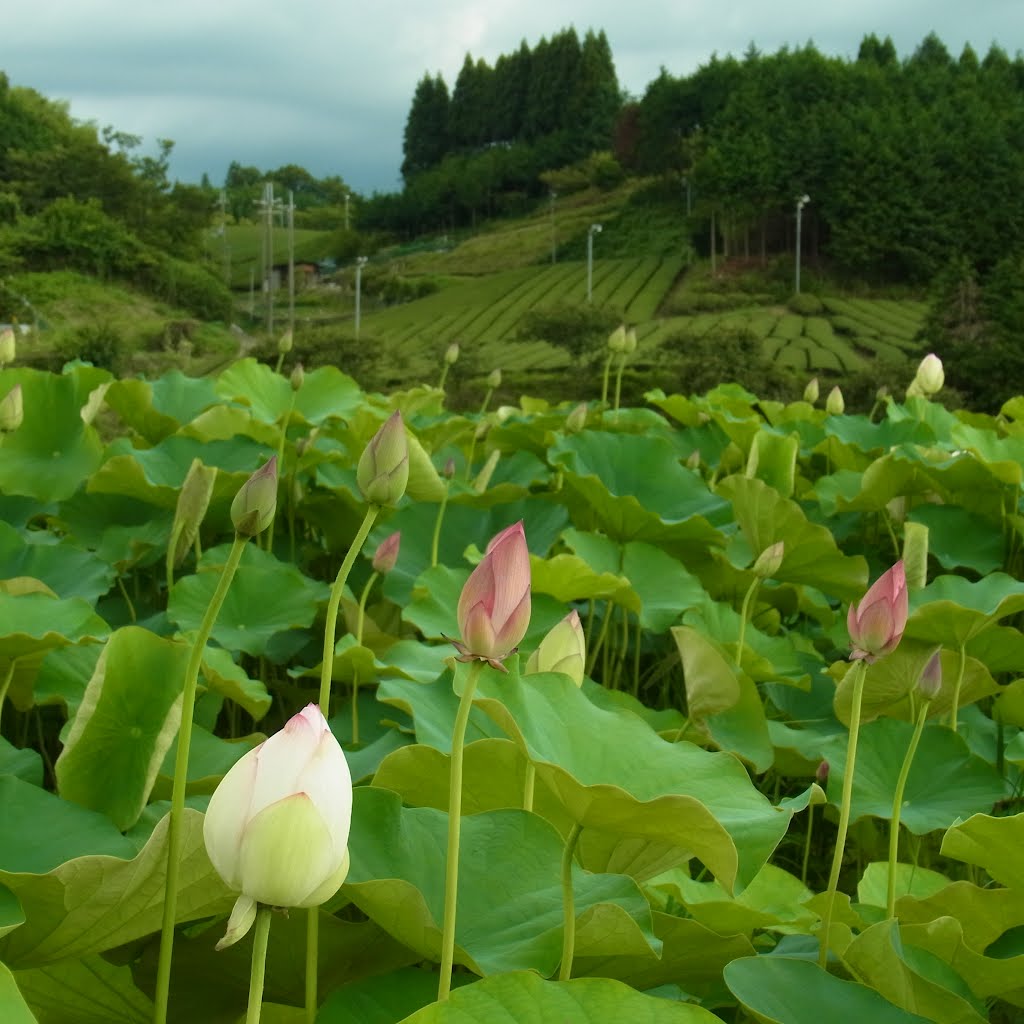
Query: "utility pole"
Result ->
[[354, 256, 368, 339], [795, 194, 810, 295], [287, 190, 295, 333], [255, 182, 282, 333], [586, 223, 602, 302]]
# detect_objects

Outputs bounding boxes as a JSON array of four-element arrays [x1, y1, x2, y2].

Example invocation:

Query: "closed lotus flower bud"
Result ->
[[914, 353, 944, 396], [452, 521, 531, 670], [203, 704, 352, 949], [357, 411, 409, 507], [623, 328, 637, 355], [372, 531, 401, 574], [0, 383, 22, 431], [172, 458, 218, 566], [525, 609, 585, 685], [444, 342, 460, 366], [815, 760, 830, 786], [848, 560, 908, 662], [685, 449, 701, 470], [607, 325, 627, 353], [443, 457, 456, 480], [290, 362, 305, 392], [277, 329, 293, 355], [804, 377, 819, 404], [230, 457, 278, 537], [486, 368, 502, 389], [826, 386, 845, 416], [0, 327, 15, 366], [752, 541, 785, 579], [566, 402, 588, 434], [917, 648, 942, 700]]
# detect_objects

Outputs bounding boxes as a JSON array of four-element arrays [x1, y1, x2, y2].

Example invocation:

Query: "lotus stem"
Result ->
[[600, 352, 614, 408], [613, 354, 625, 417], [438, 660, 484, 1001], [154, 533, 248, 1024], [950, 643, 966, 733], [523, 762, 536, 812], [736, 577, 760, 668], [430, 485, 450, 568], [266, 394, 296, 551], [818, 658, 867, 969], [559, 823, 584, 981], [245, 907, 272, 1024], [887, 700, 930, 918], [350, 570, 379, 746], [0, 657, 16, 734], [801, 804, 815, 886]]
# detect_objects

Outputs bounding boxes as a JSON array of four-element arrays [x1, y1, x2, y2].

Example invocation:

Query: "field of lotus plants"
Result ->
[[1, 338, 1023, 1023]]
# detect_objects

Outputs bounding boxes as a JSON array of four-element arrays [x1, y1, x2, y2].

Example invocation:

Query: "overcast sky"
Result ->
[[5, 1, 1021, 195]]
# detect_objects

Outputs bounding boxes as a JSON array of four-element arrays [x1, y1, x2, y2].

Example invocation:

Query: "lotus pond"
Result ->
[[0, 356, 1023, 1023]]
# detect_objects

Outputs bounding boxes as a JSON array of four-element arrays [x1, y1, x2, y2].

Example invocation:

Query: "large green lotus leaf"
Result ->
[[472, 667, 790, 892], [0, 738, 41, 787], [103, 377, 181, 444], [377, 674, 510, 751], [0, 591, 107, 710], [89, 435, 263, 510], [717, 475, 867, 601], [397, 971, 721, 1023], [573, 911, 754, 998], [318, 966, 473, 1024], [292, 365, 363, 422], [888, 880, 1024, 951], [374, 498, 569, 607], [215, 357, 293, 422], [820, 719, 1004, 834], [23, 643, 100, 718], [377, 639, 452, 685], [672, 626, 773, 772], [200, 644, 271, 720], [856, 862, 952, 908], [940, 813, 1024, 888], [530, 553, 635, 607], [832, 643, 997, 725], [178, 403, 281, 446], [401, 566, 567, 653], [905, 573, 1024, 646], [15, 954, 153, 1023], [907, 505, 1004, 575], [824, 414, 936, 453], [651, 863, 817, 937], [843, 921, 987, 1024], [0, 522, 115, 603], [0, 886, 24, 942], [900, 916, 1024, 1006], [745, 428, 798, 497], [0, 806, 231, 967], [582, 681, 687, 738], [548, 430, 728, 545], [622, 541, 708, 632], [148, 369, 219, 424], [345, 788, 658, 977], [724, 956, 932, 1024], [0, 369, 104, 501], [0, 963, 34, 1024], [54, 626, 191, 830], [168, 542, 329, 658], [951, 422, 1024, 486]]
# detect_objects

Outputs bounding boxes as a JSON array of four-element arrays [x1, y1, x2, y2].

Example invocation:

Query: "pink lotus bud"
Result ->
[[847, 560, 908, 662], [917, 648, 942, 700], [525, 609, 585, 685], [357, 411, 409, 507], [230, 457, 278, 537], [452, 521, 531, 670], [372, 531, 401, 574], [0, 383, 23, 431], [443, 457, 456, 480], [203, 704, 352, 948], [815, 760, 830, 786]]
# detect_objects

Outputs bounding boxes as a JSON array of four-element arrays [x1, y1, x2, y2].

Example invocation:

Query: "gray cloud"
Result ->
[[4, 1, 1021, 194]]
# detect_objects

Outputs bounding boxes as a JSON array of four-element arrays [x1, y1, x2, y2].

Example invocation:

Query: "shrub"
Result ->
[[517, 303, 620, 360], [56, 322, 128, 373], [788, 292, 824, 315]]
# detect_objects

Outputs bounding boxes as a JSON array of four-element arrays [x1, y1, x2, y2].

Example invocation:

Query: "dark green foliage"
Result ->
[[517, 303, 619, 360], [789, 293, 824, 315], [56, 322, 127, 373], [402, 74, 451, 179]]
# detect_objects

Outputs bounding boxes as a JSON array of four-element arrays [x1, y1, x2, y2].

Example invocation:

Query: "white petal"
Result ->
[[203, 746, 261, 890], [293, 730, 352, 852], [215, 894, 257, 950]]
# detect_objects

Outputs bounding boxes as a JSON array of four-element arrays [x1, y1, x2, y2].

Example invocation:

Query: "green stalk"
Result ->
[[523, 762, 536, 812], [818, 658, 867, 969], [801, 804, 815, 886], [736, 577, 760, 668], [166, 520, 185, 595], [307, 504, 379, 1020], [478, 387, 494, 418], [584, 602, 614, 679], [950, 643, 967, 734], [437, 363, 450, 392], [245, 907, 273, 1024], [887, 700, 930, 918], [600, 352, 614, 408], [154, 533, 248, 1024], [0, 657, 17, 734], [558, 823, 584, 981], [612, 354, 625, 417], [350, 571, 378, 746], [437, 661, 485, 1001], [266, 394, 296, 552], [430, 485, 450, 568]]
